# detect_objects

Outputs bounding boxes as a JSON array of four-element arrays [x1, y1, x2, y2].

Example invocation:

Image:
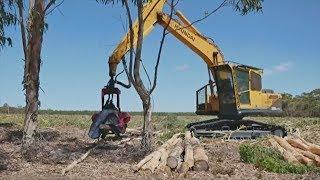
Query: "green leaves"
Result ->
[[229, 0, 263, 15], [96, 0, 150, 6], [0, 0, 17, 48]]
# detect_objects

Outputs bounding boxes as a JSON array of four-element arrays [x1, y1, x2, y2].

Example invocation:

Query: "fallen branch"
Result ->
[[61, 144, 97, 175]]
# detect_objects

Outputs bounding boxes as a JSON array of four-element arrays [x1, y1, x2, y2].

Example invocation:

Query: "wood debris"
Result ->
[[133, 131, 209, 174], [269, 135, 320, 166]]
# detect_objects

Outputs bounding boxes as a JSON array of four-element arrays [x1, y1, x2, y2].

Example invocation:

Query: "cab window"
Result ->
[[250, 71, 262, 91], [236, 69, 250, 104]]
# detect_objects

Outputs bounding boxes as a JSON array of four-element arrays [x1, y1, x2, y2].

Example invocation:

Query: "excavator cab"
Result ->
[[196, 63, 282, 120]]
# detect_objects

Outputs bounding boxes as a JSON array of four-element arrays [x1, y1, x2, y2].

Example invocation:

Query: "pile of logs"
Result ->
[[269, 135, 320, 166], [133, 131, 209, 174]]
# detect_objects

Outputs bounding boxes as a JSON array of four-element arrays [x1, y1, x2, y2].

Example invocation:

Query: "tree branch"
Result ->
[[149, 0, 176, 94], [45, 0, 64, 16], [115, 58, 132, 89], [172, 0, 228, 33], [123, 0, 135, 84], [44, 0, 56, 12], [133, 0, 144, 85], [17, 0, 27, 60]]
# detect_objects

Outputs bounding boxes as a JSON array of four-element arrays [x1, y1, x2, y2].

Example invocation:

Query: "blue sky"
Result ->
[[0, 0, 319, 112]]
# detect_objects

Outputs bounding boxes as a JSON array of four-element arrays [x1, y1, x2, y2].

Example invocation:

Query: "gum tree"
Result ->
[[0, 0, 60, 153]]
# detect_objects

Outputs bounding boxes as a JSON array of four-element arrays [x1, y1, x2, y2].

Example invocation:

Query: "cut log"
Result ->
[[269, 138, 299, 164], [133, 133, 181, 172], [179, 131, 194, 174], [288, 135, 320, 156], [286, 138, 309, 151], [178, 162, 189, 175], [167, 139, 184, 169], [184, 132, 194, 167], [142, 137, 182, 172], [141, 148, 165, 172], [291, 134, 312, 146], [190, 136, 200, 146], [185, 130, 192, 140], [273, 136, 313, 165], [309, 145, 320, 156], [157, 137, 181, 170], [147, 136, 182, 172], [295, 148, 320, 166], [161, 133, 182, 149], [133, 151, 156, 172], [157, 149, 171, 171], [193, 145, 209, 171]]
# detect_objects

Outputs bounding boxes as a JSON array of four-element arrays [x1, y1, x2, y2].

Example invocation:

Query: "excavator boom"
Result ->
[[108, 0, 224, 77]]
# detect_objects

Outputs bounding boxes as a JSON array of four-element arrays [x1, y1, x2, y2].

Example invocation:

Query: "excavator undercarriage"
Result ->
[[186, 118, 286, 139]]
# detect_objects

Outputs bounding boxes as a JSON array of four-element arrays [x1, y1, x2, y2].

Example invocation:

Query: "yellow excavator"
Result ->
[[104, 0, 286, 138]]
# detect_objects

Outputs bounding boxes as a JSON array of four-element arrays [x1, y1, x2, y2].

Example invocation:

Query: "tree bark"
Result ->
[[141, 100, 153, 151], [22, 0, 45, 152]]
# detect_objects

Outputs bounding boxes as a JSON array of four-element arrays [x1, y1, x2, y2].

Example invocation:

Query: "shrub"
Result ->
[[239, 143, 319, 174]]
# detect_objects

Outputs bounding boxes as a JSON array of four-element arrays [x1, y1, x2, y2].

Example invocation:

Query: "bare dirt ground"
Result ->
[[0, 122, 319, 179]]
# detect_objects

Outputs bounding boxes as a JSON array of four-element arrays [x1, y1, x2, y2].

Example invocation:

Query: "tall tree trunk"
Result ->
[[141, 99, 153, 151], [22, 0, 45, 152]]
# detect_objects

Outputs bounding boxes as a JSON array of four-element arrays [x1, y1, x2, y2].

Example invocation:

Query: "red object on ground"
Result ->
[[118, 112, 131, 129], [91, 113, 99, 121]]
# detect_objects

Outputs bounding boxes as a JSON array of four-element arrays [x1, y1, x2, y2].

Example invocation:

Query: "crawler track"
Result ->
[[187, 118, 287, 139]]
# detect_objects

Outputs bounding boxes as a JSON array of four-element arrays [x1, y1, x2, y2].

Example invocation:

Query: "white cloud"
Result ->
[[175, 64, 190, 72], [274, 62, 292, 72], [264, 61, 293, 75]]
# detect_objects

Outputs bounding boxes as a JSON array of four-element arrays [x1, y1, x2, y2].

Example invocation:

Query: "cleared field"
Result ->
[[1, 113, 319, 144], [1, 113, 319, 179]]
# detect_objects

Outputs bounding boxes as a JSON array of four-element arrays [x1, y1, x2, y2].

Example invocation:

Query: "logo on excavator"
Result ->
[[174, 24, 195, 42]]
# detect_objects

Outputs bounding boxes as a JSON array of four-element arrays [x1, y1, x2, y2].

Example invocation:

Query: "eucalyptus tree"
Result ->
[[0, 0, 60, 153]]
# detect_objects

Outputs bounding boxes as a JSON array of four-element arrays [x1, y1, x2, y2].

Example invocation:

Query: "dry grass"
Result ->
[[1, 113, 319, 144], [1, 113, 320, 178]]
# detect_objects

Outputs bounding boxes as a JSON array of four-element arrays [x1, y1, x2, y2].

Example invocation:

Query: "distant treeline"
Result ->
[[0, 104, 195, 116], [1, 89, 319, 117], [282, 89, 320, 117]]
